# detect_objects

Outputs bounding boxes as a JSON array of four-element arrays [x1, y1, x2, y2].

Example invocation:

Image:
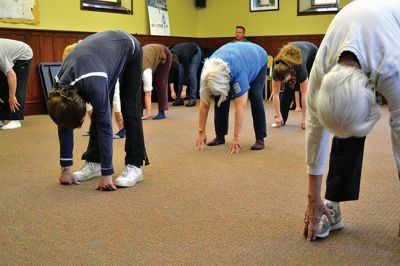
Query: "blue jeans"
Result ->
[[214, 64, 267, 140]]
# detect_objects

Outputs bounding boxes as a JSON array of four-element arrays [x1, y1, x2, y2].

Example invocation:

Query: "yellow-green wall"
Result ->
[[0, 0, 198, 37], [0, 0, 352, 37], [197, 0, 352, 37]]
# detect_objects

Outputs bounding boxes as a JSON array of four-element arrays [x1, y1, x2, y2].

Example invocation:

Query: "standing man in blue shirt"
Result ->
[[47, 30, 149, 191], [195, 42, 268, 152]]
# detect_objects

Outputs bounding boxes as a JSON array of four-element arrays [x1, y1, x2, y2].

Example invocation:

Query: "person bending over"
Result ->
[[0, 38, 33, 129], [196, 42, 268, 153], [168, 42, 202, 107], [142, 44, 172, 120], [303, 0, 400, 241], [271, 41, 317, 129], [48, 30, 149, 191]]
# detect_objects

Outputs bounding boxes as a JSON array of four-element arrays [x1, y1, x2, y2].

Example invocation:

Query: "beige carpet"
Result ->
[[0, 101, 399, 265]]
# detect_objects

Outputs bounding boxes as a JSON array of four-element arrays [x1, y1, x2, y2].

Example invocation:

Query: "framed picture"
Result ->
[[250, 0, 279, 12], [80, 0, 133, 14]]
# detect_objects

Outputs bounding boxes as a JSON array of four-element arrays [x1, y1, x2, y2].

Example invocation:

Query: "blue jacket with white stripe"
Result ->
[[55, 30, 137, 176]]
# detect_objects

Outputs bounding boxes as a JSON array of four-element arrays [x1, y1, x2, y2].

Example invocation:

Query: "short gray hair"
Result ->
[[316, 64, 382, 138], [200, 58, 230, 107]]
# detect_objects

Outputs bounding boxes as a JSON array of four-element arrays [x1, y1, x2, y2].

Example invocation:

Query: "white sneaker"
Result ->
[[1, 120, 21, 130], [73, 161, 101, 181], [114, 165, 143, 187], [271, 122, 281, 128], [0, 120, 5, 127]]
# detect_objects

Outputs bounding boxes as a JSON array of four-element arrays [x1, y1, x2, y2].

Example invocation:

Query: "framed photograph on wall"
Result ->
[[250, 0, 279, 12]]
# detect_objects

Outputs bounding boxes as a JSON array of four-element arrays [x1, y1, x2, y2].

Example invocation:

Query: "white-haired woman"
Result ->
[[304, 0, 400, 241], [195, 42, 268, 153]]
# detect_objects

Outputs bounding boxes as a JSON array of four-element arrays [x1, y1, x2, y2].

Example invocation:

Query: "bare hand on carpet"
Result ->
[[59, 168, 80, 185], [229, 138, 242, 154], [195, 132, 207, 151], [96, 175, 117, 191], [303, 197, 334, 241]]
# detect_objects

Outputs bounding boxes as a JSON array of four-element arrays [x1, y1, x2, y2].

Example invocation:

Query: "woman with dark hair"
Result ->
[[48, 30, 149, 191], [271, 42, 318, 129]]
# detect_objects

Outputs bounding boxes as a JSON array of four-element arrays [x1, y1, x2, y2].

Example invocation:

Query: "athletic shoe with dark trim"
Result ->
[[317, 202, 345, 239], [325, 201, 345, 231], [113, 128, 126, 139], [172, 99, 184, 106]]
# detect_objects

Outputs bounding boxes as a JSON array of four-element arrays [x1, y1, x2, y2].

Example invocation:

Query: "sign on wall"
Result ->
[[0, 0, 39, 24], [147, 0, 170, 36]]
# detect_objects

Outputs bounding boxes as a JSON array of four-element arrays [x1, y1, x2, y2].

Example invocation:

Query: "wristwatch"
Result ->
[[61, 166, 71, 172]]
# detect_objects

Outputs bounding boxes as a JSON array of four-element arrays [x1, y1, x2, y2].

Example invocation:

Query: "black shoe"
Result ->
[[185, 100, 196, 107], [172, 99, 184, 106], [207, 136, 225, 146], [251, 139, 265, 150], [153, 112, 166, 120]]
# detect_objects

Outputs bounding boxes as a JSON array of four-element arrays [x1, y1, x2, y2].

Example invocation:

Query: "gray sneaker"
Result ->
[[73, 161, 101, 181], [317, 202, 345, 239], [317, 215, 331, 238], [325, 201, 345, 231]]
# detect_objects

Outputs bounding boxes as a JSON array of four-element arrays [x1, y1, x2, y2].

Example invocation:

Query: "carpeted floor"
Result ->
[[0, 101, 399, 265]]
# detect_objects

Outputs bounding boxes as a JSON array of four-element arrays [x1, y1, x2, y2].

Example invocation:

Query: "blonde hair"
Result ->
[[273, 44, 302, 88], [62, 42, 79, 61], [316, 64, 382, 138], [200, 58, 231, 107]]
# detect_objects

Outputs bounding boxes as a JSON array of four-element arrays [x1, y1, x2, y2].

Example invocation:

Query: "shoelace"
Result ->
[[121, 165, 135, 177]]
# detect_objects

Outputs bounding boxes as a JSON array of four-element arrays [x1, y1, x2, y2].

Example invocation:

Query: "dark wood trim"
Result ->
[[0, 28, 324, 115]]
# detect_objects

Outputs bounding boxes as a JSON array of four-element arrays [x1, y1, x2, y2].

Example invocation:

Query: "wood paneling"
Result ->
[[0, 28, 324, 115]]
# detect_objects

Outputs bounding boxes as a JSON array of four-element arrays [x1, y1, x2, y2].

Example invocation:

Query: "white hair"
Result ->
[[316, 64, 383, 138], [200, 58, 230, 107]]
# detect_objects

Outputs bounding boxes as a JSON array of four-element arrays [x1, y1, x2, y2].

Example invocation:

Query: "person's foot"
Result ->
[[185, 100, 196, 107], [153, 112, 166, 120], [73, 161, 101, 181], [113, 128, 126, 139], [207, 136, 225, 146], [114, 164, 143, 187], [316, 201, 345, 239], [251, 139, 265, 150], [271, 122, 283, 128], [172, 99, 184, 106], [1, 120, 21, 130], [0, 120, 5, 127], [142, 115, 151, 120]]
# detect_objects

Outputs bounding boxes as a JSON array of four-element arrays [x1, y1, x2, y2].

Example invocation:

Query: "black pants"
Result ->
[[279, 85, 298, 124], [83, 40, 149, 168], [213, 64, 268, 140], [0, 59, 32, 120], [325, 136, 366, 202]]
